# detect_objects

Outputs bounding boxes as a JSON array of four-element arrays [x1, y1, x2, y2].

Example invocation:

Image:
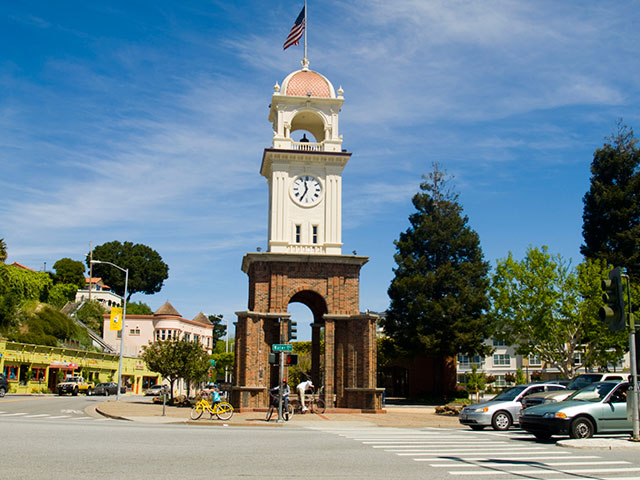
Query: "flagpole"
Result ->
[[304, 0, 308, 66]]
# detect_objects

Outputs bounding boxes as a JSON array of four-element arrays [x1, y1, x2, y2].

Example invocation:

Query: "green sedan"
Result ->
[[519, 381, 631, 441]]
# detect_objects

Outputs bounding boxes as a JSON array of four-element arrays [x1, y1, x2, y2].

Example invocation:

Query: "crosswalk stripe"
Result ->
[[47, 415, 71, 419], [425, 455, 598, 463], [23, 414, 50, 418], [0, 412, 27, 416], [430, 460, 629, 467], [451, 467, 640, 475], [394, 447, 547, 455]]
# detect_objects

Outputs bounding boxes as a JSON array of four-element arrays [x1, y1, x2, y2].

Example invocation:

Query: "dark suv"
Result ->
[[0, 373, 9, 397]]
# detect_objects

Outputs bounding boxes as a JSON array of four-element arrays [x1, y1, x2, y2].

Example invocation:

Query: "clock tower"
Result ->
[[232, 61, 382, 412], [262, 65, 348, 255]]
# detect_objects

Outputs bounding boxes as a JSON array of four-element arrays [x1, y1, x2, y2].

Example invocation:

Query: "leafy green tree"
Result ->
[[141, 338, 209, 400], [76, 300, 107, 334], [465, 365, 486, 402], [581, 122, 640, 280], [514, 368, 526, 385], [0, 263, 52, 303], [52, 258, 85, 288], [0, 238, 7, 263], [89, 241, 169, 302], [126, 301, 153, 315], [208, 314, 227, 345], [47, 283, 78, 308], [489, 247, 626, 378], [383, 165, 492, 383]]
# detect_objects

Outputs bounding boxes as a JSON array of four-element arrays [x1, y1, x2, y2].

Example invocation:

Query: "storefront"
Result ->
[[0, 338, 160, 394]]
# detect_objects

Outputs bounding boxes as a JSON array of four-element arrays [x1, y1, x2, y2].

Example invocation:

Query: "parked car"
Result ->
[[145, 384, 169, 396], [522, 373, 626, 409], [459, 382, 567, 431], [90, 382, 124, 396], [0, 373, 9, 397], [520, 380, 631, 440]]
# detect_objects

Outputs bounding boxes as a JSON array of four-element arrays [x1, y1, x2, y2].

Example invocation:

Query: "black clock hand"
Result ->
[[301, 181, 309, 200]]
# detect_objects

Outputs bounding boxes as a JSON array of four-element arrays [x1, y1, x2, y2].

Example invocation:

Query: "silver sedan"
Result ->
[[459, 382, 566, 431]]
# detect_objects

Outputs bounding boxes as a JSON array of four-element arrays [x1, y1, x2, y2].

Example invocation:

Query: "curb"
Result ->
[[557, 438, 640, 450]]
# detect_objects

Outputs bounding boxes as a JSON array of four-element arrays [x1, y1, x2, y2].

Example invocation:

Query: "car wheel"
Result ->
[[0, 386, 6, 397], [534, 433, 552, 441], [570, 417, 594, 439], [470, 425, 485, 431], [491, 411, 512, 431], [72, 387, 78, 396]]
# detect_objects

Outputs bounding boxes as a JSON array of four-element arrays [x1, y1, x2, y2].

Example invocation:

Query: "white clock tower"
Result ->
[[260, 61, 350, 255]]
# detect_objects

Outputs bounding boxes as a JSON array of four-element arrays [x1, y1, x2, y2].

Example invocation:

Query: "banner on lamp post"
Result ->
[[110, 307, 123, 331]]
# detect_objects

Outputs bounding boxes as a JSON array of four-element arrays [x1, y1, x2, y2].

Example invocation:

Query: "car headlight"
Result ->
[[543, 411, 567, 419], [543, 398, 557, 404], [475, 407, 489, 413]]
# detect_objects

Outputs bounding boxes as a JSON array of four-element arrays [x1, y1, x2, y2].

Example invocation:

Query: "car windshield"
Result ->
[[567, 382, 616, 402], [493, 385, 528, 401], [566, 374, 601, 390]]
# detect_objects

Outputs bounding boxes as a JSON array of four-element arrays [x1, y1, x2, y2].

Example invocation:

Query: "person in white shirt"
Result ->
[[296, 380, 314, 412]]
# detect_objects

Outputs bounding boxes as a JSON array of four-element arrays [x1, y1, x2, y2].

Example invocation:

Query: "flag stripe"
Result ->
[[283, 7, 305, 50]]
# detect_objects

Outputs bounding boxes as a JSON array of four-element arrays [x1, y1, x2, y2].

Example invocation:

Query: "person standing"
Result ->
[[297, 380, 314, 412]]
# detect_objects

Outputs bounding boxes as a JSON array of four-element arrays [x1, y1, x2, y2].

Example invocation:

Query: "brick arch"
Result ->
[[287, 288, 327, 323]]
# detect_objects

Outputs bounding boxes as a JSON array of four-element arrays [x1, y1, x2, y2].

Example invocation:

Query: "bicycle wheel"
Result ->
[[215, 402, 234, 421], [190, 403, 204, 420], [266, 405, 275, 422], [311, 398, 326, 414], [283, 403, 294, 421]]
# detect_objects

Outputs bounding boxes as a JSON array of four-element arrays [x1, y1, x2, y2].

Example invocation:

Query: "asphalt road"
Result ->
[[2, 396, 640, 480]]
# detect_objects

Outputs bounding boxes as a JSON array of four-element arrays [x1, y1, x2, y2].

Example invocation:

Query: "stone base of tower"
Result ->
[[231, 252, 383, 411]]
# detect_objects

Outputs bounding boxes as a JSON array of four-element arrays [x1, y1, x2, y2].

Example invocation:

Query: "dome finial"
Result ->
[[301, 57, 310, 71]]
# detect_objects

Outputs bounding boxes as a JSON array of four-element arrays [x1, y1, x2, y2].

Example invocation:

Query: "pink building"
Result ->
[[102, 301, 214, 358]]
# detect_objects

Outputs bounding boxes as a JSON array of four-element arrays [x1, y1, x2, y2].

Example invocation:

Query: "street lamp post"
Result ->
[[91, 260, 128, 401]]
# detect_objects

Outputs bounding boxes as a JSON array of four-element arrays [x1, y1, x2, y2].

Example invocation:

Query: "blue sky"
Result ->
[[2, 1, 639, 342]]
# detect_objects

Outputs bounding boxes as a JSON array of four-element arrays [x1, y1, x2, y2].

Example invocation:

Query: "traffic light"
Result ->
[[599, 267, 626, 332], [288, 320, 297, 340], [286, 354, 298, 366]]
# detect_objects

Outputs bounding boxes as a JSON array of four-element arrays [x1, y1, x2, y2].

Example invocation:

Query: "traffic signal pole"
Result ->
[[623, 273, 640, 441]]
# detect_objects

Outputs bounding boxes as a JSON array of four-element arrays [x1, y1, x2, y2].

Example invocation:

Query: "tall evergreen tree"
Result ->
[[581, 122, 640, 280], [383, 165, 492, 362]]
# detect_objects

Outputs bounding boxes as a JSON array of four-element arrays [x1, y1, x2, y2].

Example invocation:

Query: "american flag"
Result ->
[[283, 6, 305, 50]]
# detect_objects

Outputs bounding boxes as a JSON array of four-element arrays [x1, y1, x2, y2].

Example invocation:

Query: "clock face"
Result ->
[[291, 175, 322, 206]]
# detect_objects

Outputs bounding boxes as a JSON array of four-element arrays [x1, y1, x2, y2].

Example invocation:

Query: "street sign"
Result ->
[[272, 344, 293, 352]]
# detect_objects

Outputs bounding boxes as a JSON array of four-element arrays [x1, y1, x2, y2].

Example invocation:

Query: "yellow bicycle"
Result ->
[[190, 398, 234, 421]]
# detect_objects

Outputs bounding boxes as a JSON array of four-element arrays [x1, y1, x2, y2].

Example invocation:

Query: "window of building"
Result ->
[[573, 352, 582, 366], [312, 225, 318, 244], [167, 330, 173, 340], [493, 354, 511, 366], [493, 339, 507, 347], [155, 330, 160, 341], [184, 333, 191, 342], [194, 335, 200, 344], [3, 365, 18, 381], [528, 355, 542, 366], [495, 375, 507, 386], [457, 355, 483, 367], [161, 329, 166, 340], [32, 367, 46, 382], [117, 330, 122, 339], [295, 225, 301, 243], [129, 328, 140, 336]]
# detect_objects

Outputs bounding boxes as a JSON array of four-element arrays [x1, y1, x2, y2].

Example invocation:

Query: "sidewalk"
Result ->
[[92, 398, 461, 428]]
